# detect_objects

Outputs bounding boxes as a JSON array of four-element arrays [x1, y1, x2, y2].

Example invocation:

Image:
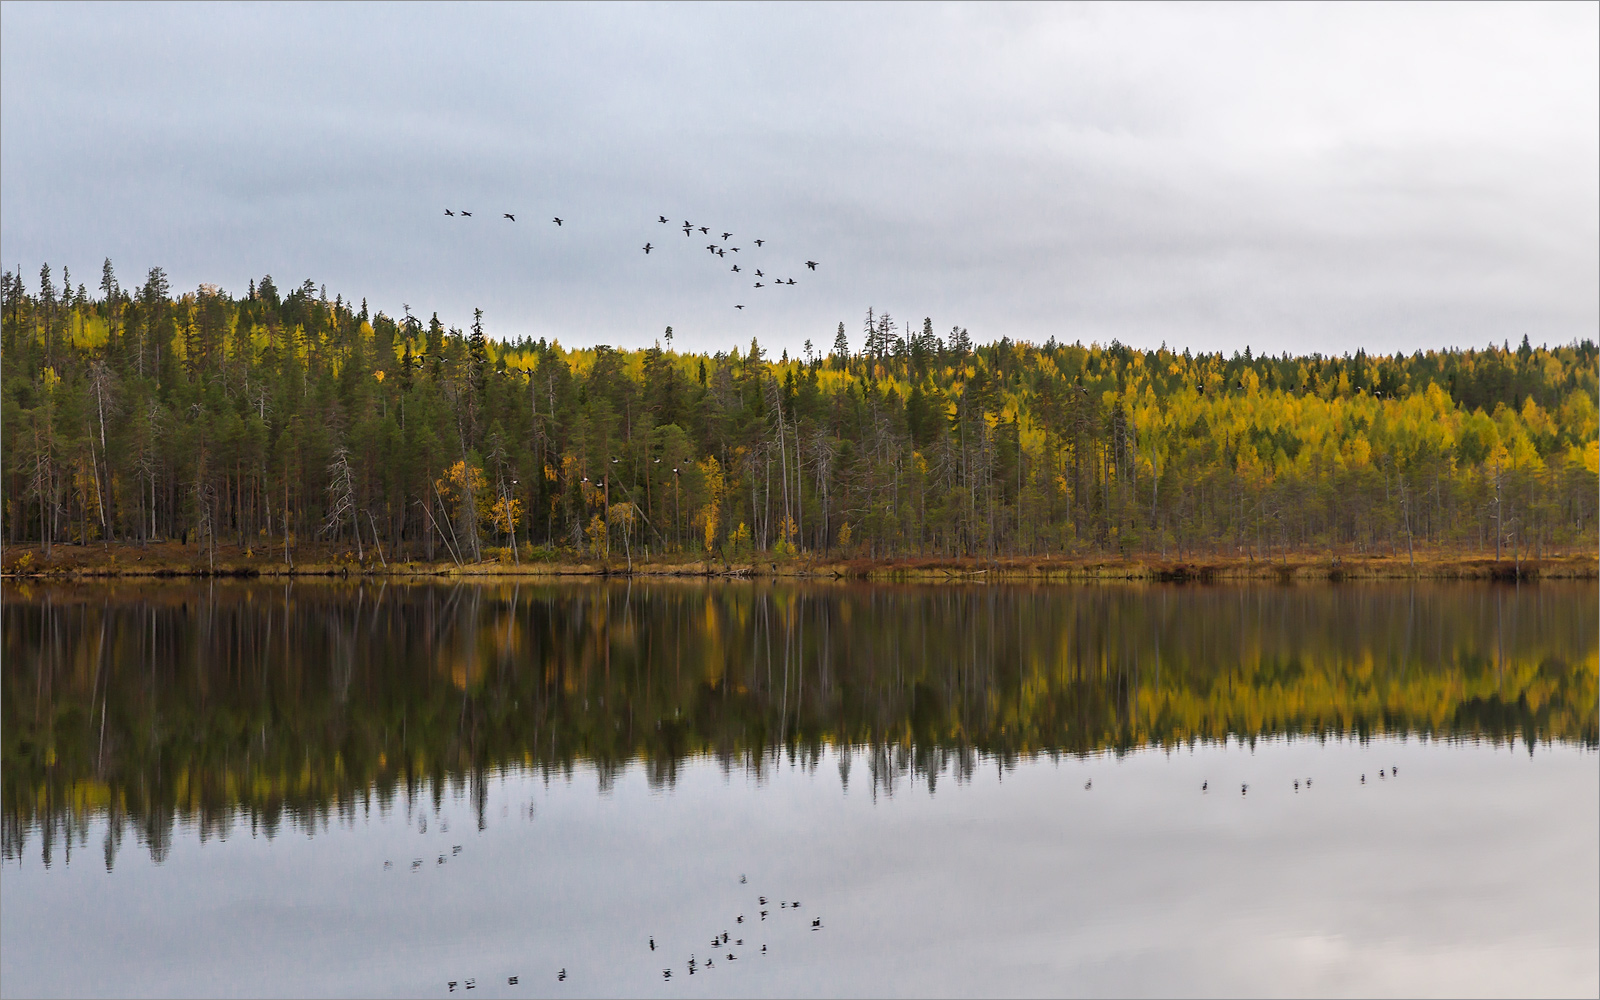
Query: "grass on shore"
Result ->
[[1, 540, 1593, 582]]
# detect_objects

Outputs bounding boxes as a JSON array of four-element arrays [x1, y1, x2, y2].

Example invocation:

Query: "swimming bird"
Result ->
[[812, 918, 821, 929], [705, 958, 714, 969], [663, 969, 671, 980], [731, 264, 741, 273], [806, 260, 817, 270], [727, 952, 736, 961], [759, 897, 767, 905], [1306, 778, 1312, 787], [557, 969, 566, 982], [659, 216, 669, 223], [754, 282, 764, 288], [735, 939, 742, 946], [716, 248, 726, 257], [1392, 766, 1397, 776], [1295, 780, 1300, 790], [754, 269, 764, 277], [650, 937, 656, 951], [722, 932, 729, 944], [737, 915, 744, 923], [735, 304, 744, 310], [642, 243, 653, 254], [729, 246, 739, 252], [762, 945, 768, 955], [760, 910, 767, 920], [786, 278, 796, 285], [740, 875, 747, 884], [508, 977, 518, 985], [1241, 783, 1248, 795], [792, 901, 800, 908], [721, 232, 732, 240], [1361, 774, 1366, 784], [552, 217, 563, 226], [444, 209, 455, 216], [780, 902, 786, 908], [1202, 781, 1208, 791], [754, 239, 765, 246], [682, 222, 693, 235], [699, 226, 709, 234], [461, 211, 473, 217], [504, 213, 516, 221], [452, 846, 461, 855], [1084, 779, 1092, 790], [1379, 769, 1386, 778]]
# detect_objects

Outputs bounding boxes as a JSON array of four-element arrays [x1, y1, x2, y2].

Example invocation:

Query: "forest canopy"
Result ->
[[2, 262, 1596, 563]]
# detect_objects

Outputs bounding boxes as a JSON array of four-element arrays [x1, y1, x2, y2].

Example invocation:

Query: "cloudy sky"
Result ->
[[2, 2, 1595, 357]]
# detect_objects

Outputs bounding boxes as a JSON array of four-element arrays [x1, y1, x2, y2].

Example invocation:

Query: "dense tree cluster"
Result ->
[[3, 262, 1596, 564]]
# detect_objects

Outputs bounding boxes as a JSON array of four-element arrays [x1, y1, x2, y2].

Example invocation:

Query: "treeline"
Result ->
[[4, 582, 1594, 865], [3, 261, 1596, 564]]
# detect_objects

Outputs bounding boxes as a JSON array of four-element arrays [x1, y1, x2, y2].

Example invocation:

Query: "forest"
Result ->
[[2, 261, 1596, 567]]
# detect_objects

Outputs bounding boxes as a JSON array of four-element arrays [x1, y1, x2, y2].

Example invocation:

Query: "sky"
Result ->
[[1, 2, 1595, 358]]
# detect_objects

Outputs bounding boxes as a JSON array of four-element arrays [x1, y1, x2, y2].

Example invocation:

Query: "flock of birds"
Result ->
[[1085, 765, 1400, 796], [444, 207, 819, 312], [412, 866, 821, 993]]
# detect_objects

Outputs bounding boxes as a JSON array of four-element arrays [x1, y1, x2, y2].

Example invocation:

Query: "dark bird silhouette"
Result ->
[[754, 282, 764, 288], [805, 260, 817, 270], [735, 939, 742, 946], [659, 216, 670, 223], [1307, 778, 1312, 787], [754, 269, 764, 277], [1361, 774, 1366, 784], [786, 278, 796, 285], [716, 248, 726, 257], [759, 897, 767, 905], [737, 915, 744, 923], [461, 211, 473, 217], [452, 845, 462, 855], [1241, 783, 1248, 795], [682, 222, 693, 234], [503, 213, 516, 221], [735, 304, 744, 310], [1202, 781, 1208, 792], [740, 875, 747, 884], [508, 977, 518, 986], [663, 970, 672, 980], [1084, 779, 1092, 790], [721, 232, 732, 240], [792, 901, 800, 907], [698, 226, 709, 234], [1392, 766, 1397, 776], [762, 945, 768, 954], [812, 918, 822, 929], [731, 264, 741, 273], [552, 217, 563, 226], [557, 969, 566, 982], [650, 937, 656, 951], [1295, 780, 1300, 790], [444, 209, 455, 216], [642, 243, 653, 254], [722, 931, 729, 944], [754, 239, 765, 247], [760, 910, 767, 920], [727, 953, 736, 961], [1379, 769, 1386, 779]]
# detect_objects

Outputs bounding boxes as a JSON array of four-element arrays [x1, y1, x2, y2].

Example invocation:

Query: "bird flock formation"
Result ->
[[439, 873, 822, 992], [443, 206, 819, 312]]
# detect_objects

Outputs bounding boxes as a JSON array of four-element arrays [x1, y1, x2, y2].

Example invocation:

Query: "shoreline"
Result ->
[[2, 542, 1593, 583]]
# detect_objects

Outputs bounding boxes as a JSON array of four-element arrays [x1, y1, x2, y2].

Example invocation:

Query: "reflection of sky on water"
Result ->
[[3, 737, 1594, 998]]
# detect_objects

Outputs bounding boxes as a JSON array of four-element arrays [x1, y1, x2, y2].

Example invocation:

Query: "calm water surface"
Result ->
[[2, 581, 1596, 998]]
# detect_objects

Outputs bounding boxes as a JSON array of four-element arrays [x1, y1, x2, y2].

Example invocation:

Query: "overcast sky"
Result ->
[[2, 2, 1595, 357]]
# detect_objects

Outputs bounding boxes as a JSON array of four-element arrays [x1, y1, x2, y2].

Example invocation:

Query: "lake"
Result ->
[[2, 580, 1596, 998]]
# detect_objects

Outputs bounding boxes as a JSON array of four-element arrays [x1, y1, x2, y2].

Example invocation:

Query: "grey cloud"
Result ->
[[2, 2, 1594, 356]]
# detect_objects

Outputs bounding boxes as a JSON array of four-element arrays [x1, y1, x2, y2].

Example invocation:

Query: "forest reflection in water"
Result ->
[[2, 579, 1595, 867]]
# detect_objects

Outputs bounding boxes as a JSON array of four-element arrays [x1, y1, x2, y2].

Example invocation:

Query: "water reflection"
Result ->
[[2, 581, 1595, 867]]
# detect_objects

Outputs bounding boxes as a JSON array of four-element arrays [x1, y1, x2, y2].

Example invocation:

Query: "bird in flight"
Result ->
[[552, 217, 563, 226], [682, 223, 693, 236], [754, 281, 764, 288], [642, 243, 653, 254], [754, 269, 764, 277], [731, 264, 741, 273], [716, 248, 726, 257], [721, 232, 732, 240], [698, 226, 709, 234], [503, 213, 516, 221], [786, 278, 796, 285], [706, 244, 718, 253], [659, 215, 669, 224], [735, 304, 744, 310], [754, 239, 765, 247], [461, 210, 473, 217], [729, 247, 740, 252], [444, 209, 455, 216], [805, 260, 817, 270]]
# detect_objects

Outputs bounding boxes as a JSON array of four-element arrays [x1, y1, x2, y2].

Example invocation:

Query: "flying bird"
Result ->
[[729, 247, 739, 252], [754, 269, 764, 277], [735, 304, 744, 310], [721, 232, 732, 240], [698, 226, 709, 234], [805, 260, 817, 270], [754, 239, 765, 247], [444, 209, 454, 216], [683, 223, 693, 236], [659, 216, 669, 223], [642, 243, 653, 254], [716, 249, 726, 257], [754, 282, 764, 288], [461, 211, 473, 217], [552, 217, 563, 226], [503, 213, 516, 221], [786, 278, 796, 285], [731, 264, 741, 272]]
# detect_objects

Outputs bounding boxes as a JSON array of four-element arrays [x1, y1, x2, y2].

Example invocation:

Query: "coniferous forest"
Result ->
[[2, 262, 1596, 568]]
